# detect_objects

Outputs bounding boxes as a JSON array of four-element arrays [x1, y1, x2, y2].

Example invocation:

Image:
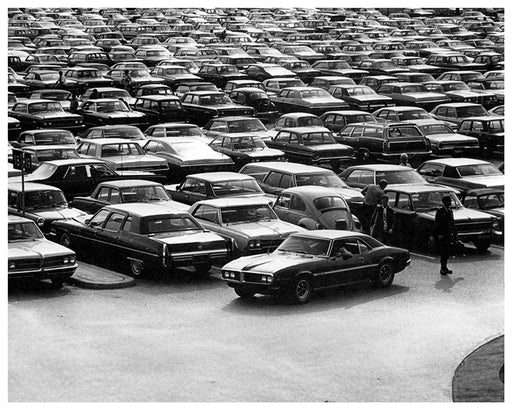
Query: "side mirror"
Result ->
[[84, 218, 91, 225]]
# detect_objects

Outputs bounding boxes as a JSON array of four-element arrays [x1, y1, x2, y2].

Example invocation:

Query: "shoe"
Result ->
[[440, 269, 453, 275]]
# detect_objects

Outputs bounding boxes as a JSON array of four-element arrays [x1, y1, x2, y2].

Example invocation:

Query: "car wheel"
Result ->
[[234, 287, 255, 299], [60, 232, 72, 248], [473, 239, 491, 253], [51, 279, 64, 289], [358, 149, 370, 162], [289, 274, 313, 304], [129, 259, 145, 277], [373, 262, 395, 288]]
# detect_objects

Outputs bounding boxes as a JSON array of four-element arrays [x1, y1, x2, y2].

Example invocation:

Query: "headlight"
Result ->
[[9, 261, 15, 270], [63, 257, 69, 264], [261, 275, 273, 283], [69, 256, 76, 264], [492, 220, 500, 230], [36, 218, 45, 227], [248, 239, 262, 249]]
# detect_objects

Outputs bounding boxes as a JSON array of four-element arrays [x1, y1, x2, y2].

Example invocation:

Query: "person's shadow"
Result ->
[[435, 275, 465, 293]]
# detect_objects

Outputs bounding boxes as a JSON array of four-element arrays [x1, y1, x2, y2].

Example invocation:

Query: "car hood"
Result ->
[[241, 148, 284, 158], [222, 220, 303, 239], [403, 92, 448, 101], [459, 175, 504, 188], [102, 155, 167, 166], [92, 111, 145, 119], [223, 251, 320, 274], [420, 207, 497, 221], [350, 95, 393, 102], [426, 134, 478, 143], [31, 207, 86, 221], [9, 239, 73, 259], [32, 112, 82, 120]]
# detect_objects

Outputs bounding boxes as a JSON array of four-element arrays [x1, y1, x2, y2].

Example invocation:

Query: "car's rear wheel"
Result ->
[[60, 232, 71, 248], [195, 264, 212, 277], [289, 274, 313, 304], [234, 287, 255, 299], [473, 239, 491, 253], [373, 262, 394, 288], [129, 259, 145, 277]]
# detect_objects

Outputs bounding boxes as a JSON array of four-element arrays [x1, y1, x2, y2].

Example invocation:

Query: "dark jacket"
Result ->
[[370, 204, 394, 241], [434, 206, 457, 239]]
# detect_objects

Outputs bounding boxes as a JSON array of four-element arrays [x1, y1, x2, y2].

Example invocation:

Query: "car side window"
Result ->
[[344, 239, 360, 255], [181, 178, 206, 195], [443, 166, 459, 178], [193, 205, 219, 224], [104, 212, 125, 231], [471, 121, 483, 132], [97, 187, 110, 200], [418, 163, 444, 178], [458, 121, 471, 132], [89, 209, 110, 227], [357, 239, 369, 254], [264, 171, 283, 187], [89, 164, 115, 177], [110, 188, 120, 204], [463, 195, 479, 209], [359, 170, 374, 185], [122, 216, 132, 232], [64, 165, 88, 179], [396, 193, 412, 210], [289, 195, 306, 212], [8, 191, 18, 207]]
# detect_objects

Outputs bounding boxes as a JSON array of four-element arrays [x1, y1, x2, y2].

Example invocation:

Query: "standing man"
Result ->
[[361, 179, 387, 234], [399, 153, 412, 167], [434, 195, 457, 275], [370, 195, 394, 244]]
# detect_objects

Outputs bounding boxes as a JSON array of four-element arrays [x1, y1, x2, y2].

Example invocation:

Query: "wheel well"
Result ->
[[378, 257, 395, 272]]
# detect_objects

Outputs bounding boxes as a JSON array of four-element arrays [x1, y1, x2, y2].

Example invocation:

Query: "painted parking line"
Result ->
[[490, 244, 504, 250]]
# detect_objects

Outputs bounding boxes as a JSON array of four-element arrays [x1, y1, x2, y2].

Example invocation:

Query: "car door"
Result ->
[[323, 238, 368, 286], [60, 164, 91, 199], [78, 208, 111, 252], [287, 194, 308, 225], [272, 193, 292, 222], [174, 178, 208, 204], [95, 211, 126, 255]]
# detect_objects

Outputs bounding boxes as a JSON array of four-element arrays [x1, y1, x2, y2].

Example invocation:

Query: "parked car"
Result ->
[[80, 87, 136, 106], [356, 59, 408, 76], [220, 230, 410, 303], [142, 137, 234, 177], [244, 63, 297, 82], [168, 172, 269, 205], [457, 116, 504, 155], [423, 80, 496, 107], [416, 158, 504, 191], [203, 116, 271, 140], [409, 119, 480, 156], [270, 86, 350, 115], [328, 84, 394, 111], [430, 102, 489, 126], [339, 164, 428, 190], [311, 59, 368, 81], [373, 106, 433, 123], [262, 77, 306, 95], [337, 122, 431, 162], [70, 180, 188, 215], [273, 186, 360, 232], [385, 184, 498, 252], [459, 188, 504, 241], [8, 182, 87, 235], [8, 158, 166, 200], [150, 65, 201, 89], [189, 197, 305, 256], [239, 161, 364, 209], [11, 129, 77, 148], [376, 82, 451, 111], [132, 95, 187, 125], [359, 75, 398, 91], [209, 134, 285, 168], [320, 110, 377, 133], [9, 99, 85, 132], [228, 88, 279, 121], [76, 98, 148, 129], [29, 89, 73, 111], [425, 53, 486, 72], [181, 91, 255, 126], [77, 138, 169, 174], [8, 215, 77, 288], [17, 144, 81, 171], [77, 125, 147, 144], [63, 66, 114, 93], [196, 63, 248, 88], [143, 122, 210, 142], [51, 203, 231, 277], [266, 127, 354, 171]]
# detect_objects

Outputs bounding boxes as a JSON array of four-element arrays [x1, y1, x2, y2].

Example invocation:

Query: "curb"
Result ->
[[67, 263, 136, 290], [452, 335, 504, 402]]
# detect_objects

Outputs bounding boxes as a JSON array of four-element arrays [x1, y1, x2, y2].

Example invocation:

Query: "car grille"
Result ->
[[43, 118, 81, 127], [456, 221, 493, 233], [43, 256, 65, 268], [217, 109, 249, 117], [242, 272, 266, 283], [248, 238, 284, 253], [10, 259, 40, 270]]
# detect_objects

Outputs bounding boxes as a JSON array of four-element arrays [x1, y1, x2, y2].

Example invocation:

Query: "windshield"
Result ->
[[299, 89, 331, 99], [458, 106, 488, 117], [143, 215, 201, 234], [411, 191, 461, 211], [120, 186, 169, 202], [221, 204, 277, 224], [28, 102, 63, 113], [34, 148, 79, 161], [227, 119, 266, 132], [457, 164, 502, 176], [377, 170, 426, 184], [346, 87, 375, 96], [398, 110, 431, 120], [158, 126, 204, 137], [472, 193, 504, 210], [34, 131, 76, 144], [420, 124, 454, 135], [229, 136, 266, 150], [444, 82, 469, 91], [100, 90, 130, 99], [388, 126, 422, 137], [24, 189, 68, 209], [296, 171, 348, 188], [302, 132, 336, 145], [103, 127, 144, 139], [28, 162, 58, 179], [199, 94, 231, 105], [487, 81, 504, 90], [38, 73, 59, 81], [101, 143, 143, 156], [277, 235, 330, 256], [347, 114, 375, 123], [8, 221, 44, 242], [401, 85, 426, 93], [96, 101, 129, 112], [314, 196, 347, 211], [211, 179, 263, 197]]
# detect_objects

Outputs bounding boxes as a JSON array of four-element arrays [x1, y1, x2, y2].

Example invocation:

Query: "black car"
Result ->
[[266, 127, 354, 171], [228, 88, 279, 121], [457, 116, 504, 155], [245, 64, 297, 82], [320, 110, 377, 133], [425, 53, 486, 72], [356, 59, 408, 76], [150, 65, 201, 90], [76, 98, 148, 129], [196, 63, 248, 89], [8, 159, 166, 200], [459, 188, 504, 241], [328, 85, 394, 112], [8, 99, 85, 133], [132, 95, 187, 125], [181, 91, 255, 126], [376, 82, 451, 111]]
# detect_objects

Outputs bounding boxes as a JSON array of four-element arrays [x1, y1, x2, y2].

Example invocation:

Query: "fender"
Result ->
[[297, 217, 320, 230]]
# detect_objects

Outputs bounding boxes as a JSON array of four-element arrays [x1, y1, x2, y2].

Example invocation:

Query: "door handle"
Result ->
[[357, 257, 365, 262]]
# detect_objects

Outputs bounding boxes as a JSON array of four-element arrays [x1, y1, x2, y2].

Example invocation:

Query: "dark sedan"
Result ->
[[76, 98, 148, 129], [328, 85, 394, 112], [270, 86, 350, 115], [221, 230, 410, 303], [132, 95, 187, 125]]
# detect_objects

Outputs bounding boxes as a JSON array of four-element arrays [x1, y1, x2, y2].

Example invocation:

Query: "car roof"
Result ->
[[208, 116, 258, 121], [434, 102, 482, 107], [20, 144, 77, 151], [94, 179, 162, 188], [282, 185, 345, 197], [420, 158, 495, 167], [193, 197, 271, 208], [104, 203, 187, 217], [461, 116, 504, 121], [385, 183, 455, 194], [242, 161, 333, 174], [135, 95, 180, 101], [81, 138, 141, 145], [8, 182, 63, 192], [279, 126, 330, 133], [345, 164, 418, 172], [465, 188, 504, 196], [322, 110, 374, 116], [186, 172, 255, 182], [290, 230, 368, 241], [40, 158, 107, 166]]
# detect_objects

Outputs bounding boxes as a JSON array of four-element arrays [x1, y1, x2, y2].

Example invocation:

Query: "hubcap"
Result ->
[[379, 264, 392, 281], [131, 261, 143, 276], [296, 279, 310, 300], [61, 235, 70, 247]]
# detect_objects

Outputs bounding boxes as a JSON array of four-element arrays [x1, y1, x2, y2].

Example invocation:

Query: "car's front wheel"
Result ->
[[372, 262, 395, 288], [60, 232, 72, 248], [195, 264, 212, 277], [51, 278, 64, 289], [473, 239, 491, 253], [289, 274, 313, 304], [129, 259, 145, 277]]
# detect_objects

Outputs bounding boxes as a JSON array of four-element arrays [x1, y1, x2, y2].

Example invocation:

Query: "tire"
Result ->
[[51, 279, 64, 289], [473, 239, 491, 253], [289, 274, 313, 304], [234, 287, 255, 299], [358, 149, 370, 162], [60, 232, 72, 248], [129, 259, 145, 277], [195, 264, 212, 276], [373, 262, 395, 288]]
